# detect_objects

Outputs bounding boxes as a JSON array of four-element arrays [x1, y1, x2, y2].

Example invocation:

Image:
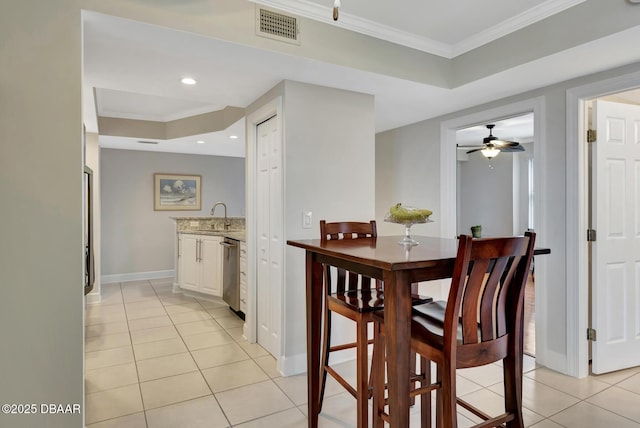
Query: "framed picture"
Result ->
[[154, 173, 202, 211]]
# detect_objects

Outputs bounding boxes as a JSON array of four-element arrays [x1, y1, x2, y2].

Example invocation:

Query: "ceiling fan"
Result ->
[[458, 124, 525, 159]]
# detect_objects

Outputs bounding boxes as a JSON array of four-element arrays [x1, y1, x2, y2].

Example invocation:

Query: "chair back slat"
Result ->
[[446, 233, 536, 356], [361, 276, 372, 290], [478, 257, 507, 341], [461, 259, 488, 343], [320, 220, 377, 241], [336, 268, 346, 294], [320, 220, 380, 294], [348, 271, 360, 292]]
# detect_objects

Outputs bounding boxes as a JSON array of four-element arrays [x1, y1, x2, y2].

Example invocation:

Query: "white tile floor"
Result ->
[[85, 278, 640, 427]]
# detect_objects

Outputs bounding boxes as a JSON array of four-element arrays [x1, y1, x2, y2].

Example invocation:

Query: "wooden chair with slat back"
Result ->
[[318, 220, 430, 428], [372, 232, 536, 428]]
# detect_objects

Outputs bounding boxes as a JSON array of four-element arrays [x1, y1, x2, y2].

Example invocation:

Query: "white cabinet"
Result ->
[[179, 234, 223, 297], [239, 241, 247, 313]]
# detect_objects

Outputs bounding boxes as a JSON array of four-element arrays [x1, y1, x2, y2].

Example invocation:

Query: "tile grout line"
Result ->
[[124, 280, 150, 428], [85, 282, 147, 427], [154, 282, 252, 426], [89, 280, 640, 427], [176, 294, 233, 427]]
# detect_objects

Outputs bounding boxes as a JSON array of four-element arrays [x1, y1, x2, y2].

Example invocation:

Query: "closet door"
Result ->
[[591, 100, 640, 373], [256, 115, 282, 357]]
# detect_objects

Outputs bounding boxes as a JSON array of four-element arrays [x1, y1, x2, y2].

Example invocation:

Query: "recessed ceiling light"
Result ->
[[181, 77, 196, 85], [229, 135, 239, 139], [196, 140, 205, 144]]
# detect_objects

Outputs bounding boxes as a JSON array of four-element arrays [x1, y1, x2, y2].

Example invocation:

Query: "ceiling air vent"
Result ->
[[137, 140, 158, 145], [256, 7, 300, 45]]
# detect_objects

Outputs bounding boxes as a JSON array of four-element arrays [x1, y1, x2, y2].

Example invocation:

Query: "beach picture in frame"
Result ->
[[154, 173, 201, 211]]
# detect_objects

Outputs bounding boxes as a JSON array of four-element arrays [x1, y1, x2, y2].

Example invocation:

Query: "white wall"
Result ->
[[516, 143, 534, 233], [375, 60, 640, 375], [0, 2, 83, 427], [100, 149, 245, 280], [283, 81, 376, 364]]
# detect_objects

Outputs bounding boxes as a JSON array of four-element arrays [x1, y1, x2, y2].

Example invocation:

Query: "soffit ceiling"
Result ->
[[84, 0, 640, 156]]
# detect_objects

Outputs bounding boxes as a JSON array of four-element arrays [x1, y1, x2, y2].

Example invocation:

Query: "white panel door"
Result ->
[[592, 100, 640, 374], [256, 115, 282, 357]]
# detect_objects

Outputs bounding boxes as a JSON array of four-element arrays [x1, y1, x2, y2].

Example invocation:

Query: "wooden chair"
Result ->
[[318, 220, 430, 428], [372, 232, 536, 428]]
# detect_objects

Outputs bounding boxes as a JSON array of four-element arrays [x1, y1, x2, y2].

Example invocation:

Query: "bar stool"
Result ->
[[372, 232, 536, 428], [318, 220, 430, 428]]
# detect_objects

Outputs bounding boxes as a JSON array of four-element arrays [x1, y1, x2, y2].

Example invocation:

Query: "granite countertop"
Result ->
[[173, 216, 246, 242], [181, 229, 246, 242]]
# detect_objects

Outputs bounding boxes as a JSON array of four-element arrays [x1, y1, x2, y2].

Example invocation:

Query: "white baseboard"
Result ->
[[278, 352, 308, 376], [278, 347, 360, 377], [181, 289, 226, 305], [101, 270, 175, 284], [85, 292, 101, 304]]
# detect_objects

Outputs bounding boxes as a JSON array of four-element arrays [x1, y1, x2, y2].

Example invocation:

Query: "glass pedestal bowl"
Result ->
[[384, 212, 433, 246]]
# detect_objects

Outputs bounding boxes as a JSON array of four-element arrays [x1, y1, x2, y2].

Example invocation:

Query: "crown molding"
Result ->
[[249, 0, 452, 57], [452, 0, 588, 57], [250, 0, 587, 59]]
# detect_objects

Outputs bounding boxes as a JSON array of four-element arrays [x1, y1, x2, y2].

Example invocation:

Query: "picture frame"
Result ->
[[154, 173, 202, 211]]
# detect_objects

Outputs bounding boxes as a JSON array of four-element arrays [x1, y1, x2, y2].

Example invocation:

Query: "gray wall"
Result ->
[[100, 149, 245, 278], [457, 152, 514, 237], [376, 120, 441, 237], [86, 133, 102, 299], [0, 2, 83, 427]]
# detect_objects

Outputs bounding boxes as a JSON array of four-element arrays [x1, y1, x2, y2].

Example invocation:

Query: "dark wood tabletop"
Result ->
[[287, 235, 549, 427]]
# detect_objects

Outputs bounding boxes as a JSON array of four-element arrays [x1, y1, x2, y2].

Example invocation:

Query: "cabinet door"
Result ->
[[200, 236, 223, 296], [180, 235, 199, 291]]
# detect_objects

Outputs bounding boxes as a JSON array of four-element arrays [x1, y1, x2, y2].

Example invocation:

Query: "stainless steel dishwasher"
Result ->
[[220, 237, 242, 317]]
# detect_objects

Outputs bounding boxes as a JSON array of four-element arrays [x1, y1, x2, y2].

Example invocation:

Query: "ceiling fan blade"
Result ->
[[482, 124, 520, 147], [466, 148, 483, 154], [499, 145, 525, 152], [457, 145, 484, 148], [492, 140, 519, 147]]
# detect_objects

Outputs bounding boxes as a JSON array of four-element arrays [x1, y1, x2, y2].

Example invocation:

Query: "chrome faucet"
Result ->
[[210, 202, 231, 230]]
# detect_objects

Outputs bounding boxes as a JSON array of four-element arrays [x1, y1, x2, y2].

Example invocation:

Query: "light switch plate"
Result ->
[[302, 211, 312, 229]]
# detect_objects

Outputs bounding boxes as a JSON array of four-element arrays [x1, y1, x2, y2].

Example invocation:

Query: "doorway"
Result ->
[[455, 113, 536, 355], [440, 96, 548, 363], [566, 71, 640, 378], [245, 97, 284, 364]]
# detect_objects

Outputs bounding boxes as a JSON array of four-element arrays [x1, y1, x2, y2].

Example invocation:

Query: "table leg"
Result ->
[[383, 270, 412, 427], [306, 252, 323, 428]]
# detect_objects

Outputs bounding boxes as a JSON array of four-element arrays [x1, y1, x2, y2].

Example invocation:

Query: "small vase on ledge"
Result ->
[[470, 225, 482, 238]]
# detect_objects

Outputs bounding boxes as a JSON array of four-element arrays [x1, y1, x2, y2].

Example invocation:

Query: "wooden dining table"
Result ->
[[287, 234, 550, 428]]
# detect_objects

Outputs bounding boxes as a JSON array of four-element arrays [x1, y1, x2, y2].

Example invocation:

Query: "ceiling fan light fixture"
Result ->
[[333, 0, 341, 21], [481, 147, 500, 159]]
